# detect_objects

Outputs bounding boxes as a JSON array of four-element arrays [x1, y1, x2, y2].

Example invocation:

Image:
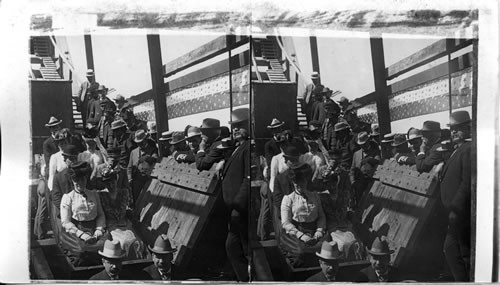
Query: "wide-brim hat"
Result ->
[[148, 234, 177, 254], [447, 110, 471, 127], [228, 108, 249, 125], [99, 240, 126, 259], [200, 118, 221, 129], [216, 138, 234, 149], [134, 129, 148, 143], [407, 128, 423, 141], [111, 119, 127, 130], [316, 241, 344, 260], [159, 131, 174, 142], [267, 118, 285, 129], [380, 133, 396, 143], [185, 126, 202, 140], [170, 132, 186, 145], [421, 120, 441, 132], [308, 120, 322, 131], [334, 122, 350, 132], [391, 134, 408, 147], [147, 121, 157, 134], [366, 237, 394, 256], [436, 140, 452, 152], [86, 69, 95, 77], [357, 131, 370, 145], [45, 116, 62, 127], [115, 94, 126, 103]]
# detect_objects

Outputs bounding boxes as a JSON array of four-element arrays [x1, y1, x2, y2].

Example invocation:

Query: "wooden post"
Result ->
[[370, 37, 391, 153], [84, 34, 95, 75], [147, 34, 169, 157], [309, 33, 321, 84]]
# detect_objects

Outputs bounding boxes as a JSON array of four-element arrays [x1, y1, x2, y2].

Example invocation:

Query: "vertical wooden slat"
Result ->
[[309, 33, 321, 82], [84, 34, 94, 75]]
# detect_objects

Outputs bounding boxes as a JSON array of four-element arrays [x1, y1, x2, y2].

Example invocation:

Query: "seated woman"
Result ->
[[99, 166, 147, 260], [60, 161, 108, 266], [280, 163, 327, 267]]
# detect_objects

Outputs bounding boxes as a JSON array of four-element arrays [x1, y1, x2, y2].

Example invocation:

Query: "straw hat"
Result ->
[[45, 116, 62, 127], [267, 118, 285, 129], [391, 134, 408, 147], [407, 128, 423, 141], [311, 71, 320, 80], [357, 132, 370, 145], [86, 69, 94, 77], [159, 131, 174, 142], [380, 133, 396, 143], [134, 129, 148, 143], [334, 122, 350, 132]]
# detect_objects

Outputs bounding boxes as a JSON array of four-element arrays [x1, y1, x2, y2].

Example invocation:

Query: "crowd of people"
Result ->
[[251, 71, 472, 281]]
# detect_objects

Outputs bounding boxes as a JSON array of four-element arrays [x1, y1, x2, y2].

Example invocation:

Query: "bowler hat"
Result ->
[[99, 240, 126, 259], [448, 110, 471, 127], [62, 144, 79, 157], [185, 126, 202, 140], [334, 122, 350, 132], [148, 234, 177, 254], [421, 121, 441, 132], [86, 69, 94, 77], [170, 131, 186, 145], [283, 145, 300, 159], [228, 108, 249, 125], [159, 131, 174, 142], [357, 131, 370, 145], [316, 241, 344, 260], [267, 118, 285, 129], [367, 237, 394, 256], [111, 119, 127, 130], [216, 137, 234, 149], [407, 128, 423, 141], [370, 123, 380, 137], [134, 129, 148, 143], [391, 134, 408, 147], [380, 133, 396, 143], [311, 71, 320, 79], [200, 118, 221, 129], [45, 116, 62, 127]]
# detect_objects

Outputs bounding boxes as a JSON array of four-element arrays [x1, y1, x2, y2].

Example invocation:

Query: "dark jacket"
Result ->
[[416, 142, 444, 173], [51, 168, 72, 212], [142, 264, 174, 280], [272, 169, 293, 212], [89, 269, 143, 280], [42, 136, 58, 178], [195, 139, 224, 171], [264, 138, 281, 169], [440, 142, 471, 216], [221, 140, 250, 216], [306, 270, 348, 282], [355, 265, 401, 282], [174, 150, 196, 164]]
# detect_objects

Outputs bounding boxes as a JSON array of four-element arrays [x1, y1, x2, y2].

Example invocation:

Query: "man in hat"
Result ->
[[355, 237, 401, 282], [147, 121, 158, 143], [370, 123, 380, 144], [298, 71, 321, 123], [391, 134, 412, 164], [185, 126, 203, 160], [338, 96, 358, 126], [195, 118, 225, 171], [380, 133, 396, 160], [307, 241, 345, 281], [42, 116, 63, 179], [350, 131, 380, 185], [51, 145, 80, 212], [416, 120, 444, 173], [158, 131, 174, 157], [264, 118, 285, 175], [352, 157, 379, 211], [439, 110, 472, 281], [90, 240, 136, 280], [115, 94, 135, 124], [334, 121, 358, 167], [98, 106, 115, 149], [111, 119, 136, 168], [395, 128, 422, 166], [169, 131, 191, 163], [86, 88, 102, 127], [309, 84, 327, 125], [128, 129, 158, 204], [321, 99, 341, 150], [143, 234, 177, 280], [76, 69, 99, 126], [221, 107, 251, 281], [97, 85, 116, 113]]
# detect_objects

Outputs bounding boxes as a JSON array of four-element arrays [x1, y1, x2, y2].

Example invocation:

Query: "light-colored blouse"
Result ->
[[269, 153, 288, 192], [281, 190, 326, 237], [60, 189, 106, 235], [48, 151, 67, 191]]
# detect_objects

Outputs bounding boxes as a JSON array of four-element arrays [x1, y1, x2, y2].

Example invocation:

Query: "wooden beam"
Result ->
[[84, 34, 94, 75], [309, 34, 320, 83], [386, 38, 473, 80], [163, 35, 248, 78], [389, 52, 473, 94], [147, 34, 169, 156], [370, 37, 391, 155]]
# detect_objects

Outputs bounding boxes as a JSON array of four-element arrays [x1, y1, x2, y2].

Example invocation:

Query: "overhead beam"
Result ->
[[163, 35, 249, 77], [147, 34, 169, 155]]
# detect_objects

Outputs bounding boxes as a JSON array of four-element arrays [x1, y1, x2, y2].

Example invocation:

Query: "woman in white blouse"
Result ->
[[48, 131, 70, 191]]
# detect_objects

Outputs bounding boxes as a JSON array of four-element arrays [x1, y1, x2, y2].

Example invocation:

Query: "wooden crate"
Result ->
[[357, 159, 440, 267], [135, 157, 219, 269]]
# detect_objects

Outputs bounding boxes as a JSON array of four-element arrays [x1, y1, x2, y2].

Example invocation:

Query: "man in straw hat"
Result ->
[[416, 120, 444, 173], [350, 131, 380, 185], [76, 69, 99, 126], [143, 234, 177, 280], [390, 134, 412, 165], [439, 110, 472, 281], [298, 71, 321, 123], [264, 118, 285, 173], [333, 121, 357, 167], [90, 240, 131, 280], [321, 99, 341, 150], [221, 107, 251, 281], [158, 130, 174, 157], [195, 118, 225, 171], [111, 119, 135, 167], [307, 241, 345, 281], [355, 236, 401, 282]]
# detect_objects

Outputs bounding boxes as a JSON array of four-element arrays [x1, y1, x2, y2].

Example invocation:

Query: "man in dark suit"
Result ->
[[264, 118, 284, 173], [355, 237, 401, 282], [307, 241, 345, 281], [142, 234, 177, 280], [42, 116, 63, 178], [195, 118, 224, 171], [76, 69, 99, 126], [51, 145, 79, 212], [416, 120, 444, 173], [221, 108, 250, 282], [90, 240, 129, 280], [439, 111, 472, 281]]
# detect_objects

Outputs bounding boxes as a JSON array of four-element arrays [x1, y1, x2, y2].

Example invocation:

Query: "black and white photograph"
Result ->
[[0, 0, 498, 283]]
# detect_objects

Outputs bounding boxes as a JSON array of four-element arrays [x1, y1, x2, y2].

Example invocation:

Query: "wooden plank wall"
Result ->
[[134, 157, 219, 269], [357, 160, 439, 267]]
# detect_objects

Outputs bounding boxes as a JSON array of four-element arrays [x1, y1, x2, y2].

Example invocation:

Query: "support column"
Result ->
[[147, 34, 169, 156], [84, 34, 95, 74], [309, 33, 321, 83]]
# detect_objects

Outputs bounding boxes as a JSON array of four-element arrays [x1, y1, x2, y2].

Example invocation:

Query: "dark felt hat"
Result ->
[[62, 144, 79, 157], [200, 118, 221, 129], [391, 134, 408, 147], [421, 120, 441, 132], [228, 108, 249, 125], [448, 110, 471, 127], [282, 145, 300, 159], [366, 237, 394, 256]]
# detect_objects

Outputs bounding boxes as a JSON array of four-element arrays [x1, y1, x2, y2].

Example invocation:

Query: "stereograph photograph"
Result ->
[[0, 0, 498, 283]]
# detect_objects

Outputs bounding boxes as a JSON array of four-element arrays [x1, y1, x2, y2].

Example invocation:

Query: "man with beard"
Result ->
[[439, 110, 472, 281], [416, 121, 444, 173], [221, 108, 250, 282], [195, 118, 225, 170], [355, 237, 401, 282], [306, 241, 345, 281], [143, 234, 177, 280]]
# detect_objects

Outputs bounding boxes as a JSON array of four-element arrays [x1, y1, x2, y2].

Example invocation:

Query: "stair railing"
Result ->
[[251, 44, 263, 82]]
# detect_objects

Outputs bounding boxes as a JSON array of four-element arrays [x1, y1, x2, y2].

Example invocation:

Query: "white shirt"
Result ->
[[78, 150, 104, 179], [269, 153, 288, 193], [300, 152, 326, 180], [48, 151, 67, 191]]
